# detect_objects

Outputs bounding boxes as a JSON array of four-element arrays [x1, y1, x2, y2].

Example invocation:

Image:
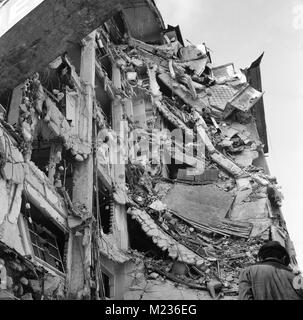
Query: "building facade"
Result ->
[[0, 0, 298, 300]]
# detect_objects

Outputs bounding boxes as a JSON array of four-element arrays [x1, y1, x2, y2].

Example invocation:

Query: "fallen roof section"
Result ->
[[163, 184, 234, 222], [128, 208, 206, 267]]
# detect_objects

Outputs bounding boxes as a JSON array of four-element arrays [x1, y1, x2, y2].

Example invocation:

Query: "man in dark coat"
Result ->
[[238, 241, 303, 300]]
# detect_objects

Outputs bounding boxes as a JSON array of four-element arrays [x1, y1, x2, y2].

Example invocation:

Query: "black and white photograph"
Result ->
[[0, 0, 302, 308]]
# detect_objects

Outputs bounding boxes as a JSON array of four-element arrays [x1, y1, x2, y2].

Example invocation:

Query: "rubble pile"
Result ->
[[128, 205, 264, 295], [0, 242, 64, 300], [95, 23, 293, 298], [0, 0, 297, 300], [14, 59, 90, 166], [142, 235, 261, 294]]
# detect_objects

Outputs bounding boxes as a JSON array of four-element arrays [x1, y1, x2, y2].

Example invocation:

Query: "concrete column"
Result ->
[[67, 31, 96, 299], [111, 63, 129, 250], [73, 31, 96, 208], [112, 62, 122, 89]]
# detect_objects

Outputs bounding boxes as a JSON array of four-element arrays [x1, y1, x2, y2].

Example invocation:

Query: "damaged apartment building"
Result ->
[[0, 0, 298, 300]]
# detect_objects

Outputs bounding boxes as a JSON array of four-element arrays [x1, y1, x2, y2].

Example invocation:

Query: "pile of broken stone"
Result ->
[[0, 248, 64, 300], [96, 28, 286, 298]]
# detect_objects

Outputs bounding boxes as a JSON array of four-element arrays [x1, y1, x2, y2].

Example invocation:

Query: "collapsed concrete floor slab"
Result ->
[[0, 0, 299, 300]]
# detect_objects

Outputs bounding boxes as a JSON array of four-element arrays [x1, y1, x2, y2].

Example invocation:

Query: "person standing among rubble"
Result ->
[[238, 241, 303, 300], [56, 52, 75, 92]]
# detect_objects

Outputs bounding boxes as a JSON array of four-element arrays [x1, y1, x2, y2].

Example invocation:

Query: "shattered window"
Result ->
[[28, 221, 65, 274], [22, 199, 66, 274]]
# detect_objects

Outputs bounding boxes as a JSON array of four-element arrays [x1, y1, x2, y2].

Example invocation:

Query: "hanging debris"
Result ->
[[0, 0, 297, 301]]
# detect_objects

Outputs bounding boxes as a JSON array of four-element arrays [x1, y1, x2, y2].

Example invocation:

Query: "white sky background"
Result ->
[[156, 0, 303, 268]]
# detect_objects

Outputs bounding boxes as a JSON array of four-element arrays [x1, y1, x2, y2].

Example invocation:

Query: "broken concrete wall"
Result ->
[[99, 254, 135, 300], [1, 121, 69, 230], [0, 240, 65, 300], [96, 8, 296, 298], [0, 0, 298, 301], [7, 76, 91, 162], [1, 121, 70, 298], [24, 162, 68, 230], [0, 125, 28, 255], [0, 179, 25, 256]]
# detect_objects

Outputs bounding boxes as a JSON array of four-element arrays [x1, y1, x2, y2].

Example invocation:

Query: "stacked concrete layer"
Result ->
[[129, 208, 205, 267], [0, 124, 68, 230], [99, 232, 130, 264], [0, 127, 67, 300], [0, 0, 298, 301], [102, 18, 297, 282]]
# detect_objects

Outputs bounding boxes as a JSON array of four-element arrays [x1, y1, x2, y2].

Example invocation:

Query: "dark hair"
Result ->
[[258, 241, 290, 266]]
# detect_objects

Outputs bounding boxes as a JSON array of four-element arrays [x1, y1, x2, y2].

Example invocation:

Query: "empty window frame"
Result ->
[[22, 199, 66, 274], [27, 221, 65, 273], [100, 268, 115, 299]]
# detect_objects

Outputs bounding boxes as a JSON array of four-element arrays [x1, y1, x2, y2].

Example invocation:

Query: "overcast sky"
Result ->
[[156, 0, 303, 267]]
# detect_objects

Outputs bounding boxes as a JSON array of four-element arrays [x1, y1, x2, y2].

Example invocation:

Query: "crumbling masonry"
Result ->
[[0, 0, 298, 300]]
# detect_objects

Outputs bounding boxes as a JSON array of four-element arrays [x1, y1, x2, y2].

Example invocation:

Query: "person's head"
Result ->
[[258, 241, 290, 266]]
